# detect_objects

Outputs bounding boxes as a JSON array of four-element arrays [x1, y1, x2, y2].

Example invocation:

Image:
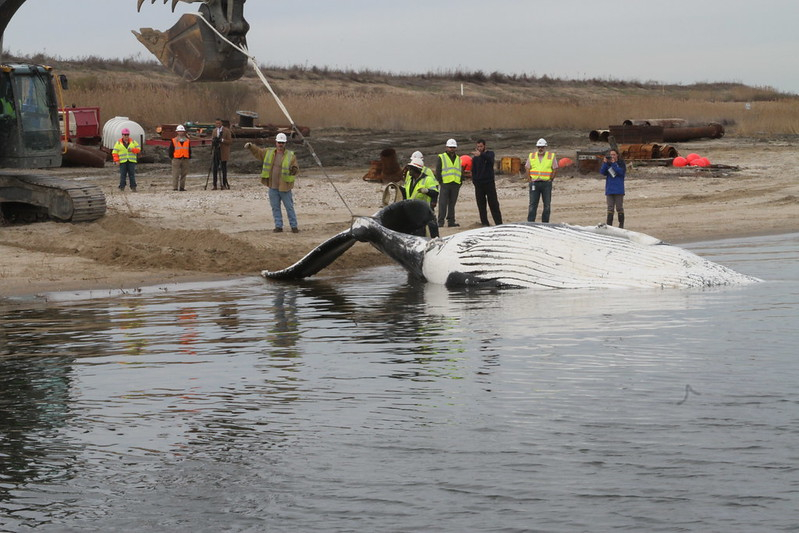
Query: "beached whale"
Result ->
[[263, 200, 760, 289]]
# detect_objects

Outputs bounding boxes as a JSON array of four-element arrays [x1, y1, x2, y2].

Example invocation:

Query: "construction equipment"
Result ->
[[134, 0, 250, 82], [0, 62, 106, 221], [0, 0, 250, 222]]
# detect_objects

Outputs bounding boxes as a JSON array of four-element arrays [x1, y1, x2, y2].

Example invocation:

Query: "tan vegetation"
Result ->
[[8, 53, 799, 136]]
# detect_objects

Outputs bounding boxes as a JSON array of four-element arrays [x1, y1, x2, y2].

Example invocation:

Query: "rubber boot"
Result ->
[[606, 211, 614, 226], [618, 212, 625, 228]]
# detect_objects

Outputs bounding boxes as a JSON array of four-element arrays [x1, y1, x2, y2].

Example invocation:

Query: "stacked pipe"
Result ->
[[590, 119, 724, 143], [619, 144, 679, 160]]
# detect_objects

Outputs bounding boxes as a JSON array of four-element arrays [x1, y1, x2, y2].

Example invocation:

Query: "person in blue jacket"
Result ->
[[599, 149, 626, 228]]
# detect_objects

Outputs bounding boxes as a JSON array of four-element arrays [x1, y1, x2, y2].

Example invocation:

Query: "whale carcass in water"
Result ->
[[263, 200, 760, 289]]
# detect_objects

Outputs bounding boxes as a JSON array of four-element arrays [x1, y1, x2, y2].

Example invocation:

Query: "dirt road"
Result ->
[[2, 129, 798, 298]]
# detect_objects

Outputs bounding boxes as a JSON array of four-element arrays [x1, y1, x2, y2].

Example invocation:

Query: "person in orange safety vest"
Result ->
[[169, 124, 192, 191]]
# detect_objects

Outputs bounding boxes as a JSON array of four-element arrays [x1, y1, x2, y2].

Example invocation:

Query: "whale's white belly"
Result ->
[[421, 224, 758, 289]]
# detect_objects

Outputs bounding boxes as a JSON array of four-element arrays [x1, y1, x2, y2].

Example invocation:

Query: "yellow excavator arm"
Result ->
[[1, 0, 249, 82], [134, 0, 250, 81]]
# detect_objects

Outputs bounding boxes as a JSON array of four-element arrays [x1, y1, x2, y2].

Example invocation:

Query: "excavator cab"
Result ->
[[0, 63, 62, 168]]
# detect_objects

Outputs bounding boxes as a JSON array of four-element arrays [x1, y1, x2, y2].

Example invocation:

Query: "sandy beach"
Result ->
[[1, 130, 798, 299]]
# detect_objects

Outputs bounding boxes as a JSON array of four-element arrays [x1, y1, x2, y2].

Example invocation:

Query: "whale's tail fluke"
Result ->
[[262, 230, 356, 280]]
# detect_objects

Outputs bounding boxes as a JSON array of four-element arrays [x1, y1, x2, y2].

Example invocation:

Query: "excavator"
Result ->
[[0, 0, 249, 223]]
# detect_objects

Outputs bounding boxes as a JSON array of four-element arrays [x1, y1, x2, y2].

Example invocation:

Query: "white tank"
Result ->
[[102, 116, 145, 150]]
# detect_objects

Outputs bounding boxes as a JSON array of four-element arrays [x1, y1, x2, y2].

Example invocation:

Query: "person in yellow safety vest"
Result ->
[[112, 128, 141, 192], [400, 151, 440, 238], [1, 96, 15, 118], [0, 80, 15, 119], [525, 138, 559, 222], [245, 132, 300, 233], [434, 138, 462, 228], [168, 124, 192, 191]]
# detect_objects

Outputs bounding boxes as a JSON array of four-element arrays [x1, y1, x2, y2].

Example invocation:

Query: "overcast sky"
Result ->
[[4, 0, 798, 94]]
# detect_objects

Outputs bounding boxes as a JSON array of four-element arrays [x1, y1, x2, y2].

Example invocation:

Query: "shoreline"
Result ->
[[3, 221, 798, 303], [2, 132, 798, 301]]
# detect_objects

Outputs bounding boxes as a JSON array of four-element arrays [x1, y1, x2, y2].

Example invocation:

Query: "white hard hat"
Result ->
[[409, 151, 424, 168], [176, 124, 186, 132], [536, 138, 547, 147], [276, 132, 288, 143], [446, 138, 457, 148]]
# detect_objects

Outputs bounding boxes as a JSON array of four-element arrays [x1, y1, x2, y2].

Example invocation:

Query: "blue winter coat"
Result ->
[[600, 160, 626, 195]]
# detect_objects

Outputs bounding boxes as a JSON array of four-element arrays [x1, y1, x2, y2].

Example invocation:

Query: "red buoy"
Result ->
[[672, 156, 688, 167]]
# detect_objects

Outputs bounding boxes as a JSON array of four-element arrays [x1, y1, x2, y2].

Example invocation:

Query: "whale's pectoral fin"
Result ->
[[262, 230, 356, 280]]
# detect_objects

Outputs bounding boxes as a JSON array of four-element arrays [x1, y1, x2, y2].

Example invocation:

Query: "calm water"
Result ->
[[1, 233, 797, 532]]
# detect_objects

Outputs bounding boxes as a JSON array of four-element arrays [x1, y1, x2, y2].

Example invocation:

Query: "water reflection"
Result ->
[[0, 235, 796, 531], [0, 356, 74, 509], [266, 286, 299, 354]]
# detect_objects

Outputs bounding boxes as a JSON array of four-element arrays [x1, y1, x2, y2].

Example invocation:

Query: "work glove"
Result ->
[[419, 187, 429, 194], [244, 142, 252, 149], [289, 166, 299, 176]]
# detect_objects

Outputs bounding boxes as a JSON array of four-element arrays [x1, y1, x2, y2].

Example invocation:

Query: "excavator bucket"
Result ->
[[133, 0, 249, 82]]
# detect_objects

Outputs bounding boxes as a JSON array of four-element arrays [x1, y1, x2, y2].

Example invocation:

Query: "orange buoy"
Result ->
[[460, 154, 472, 171], [686, 153, 701, 162], [672, 156, 688, 167], [558, 157, 574, 168], [695, 157, 711, 167]]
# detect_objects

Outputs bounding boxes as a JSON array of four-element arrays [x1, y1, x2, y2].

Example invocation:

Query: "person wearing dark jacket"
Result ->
[[599, 149, 626, 227], [211, 118, 233, 190], [470, 139, 503, 226]]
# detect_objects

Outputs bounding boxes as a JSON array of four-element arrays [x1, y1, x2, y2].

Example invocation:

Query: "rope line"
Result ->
[[192, 13, 354, 216]]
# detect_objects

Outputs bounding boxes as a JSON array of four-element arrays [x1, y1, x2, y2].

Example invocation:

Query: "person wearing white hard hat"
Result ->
[[168, 124, 192, 191], [112, 127, 141, 191], [400, 151, 440, 237], [245, 133, 300, 233], [524, 137, 558, 222], [434, 138, 463, 228]]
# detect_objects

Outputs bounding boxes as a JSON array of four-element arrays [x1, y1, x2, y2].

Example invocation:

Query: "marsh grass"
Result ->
[[14, 53, 798, 135]]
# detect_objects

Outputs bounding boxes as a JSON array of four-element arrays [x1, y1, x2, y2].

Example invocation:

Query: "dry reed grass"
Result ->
[[22, 53, 797, 136]]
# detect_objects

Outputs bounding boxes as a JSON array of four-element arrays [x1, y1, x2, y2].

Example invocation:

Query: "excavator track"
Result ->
[[0, 172, 106, 222]]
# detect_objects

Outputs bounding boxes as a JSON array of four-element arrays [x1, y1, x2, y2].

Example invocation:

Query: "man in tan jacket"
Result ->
[[211, 118, 233, 190], [246, 133, 300, 233]]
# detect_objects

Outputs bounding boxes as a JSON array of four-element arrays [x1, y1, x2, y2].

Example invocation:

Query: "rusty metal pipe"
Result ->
[[589, 130, 610, 142], [662, 124, 724, 142], [622, 118, 687, 128]]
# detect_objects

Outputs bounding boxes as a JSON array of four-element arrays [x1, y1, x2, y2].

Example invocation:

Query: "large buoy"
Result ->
[[672, 156, 688, 167]]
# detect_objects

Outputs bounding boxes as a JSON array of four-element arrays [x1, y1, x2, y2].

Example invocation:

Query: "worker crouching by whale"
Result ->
[[399, 151, 439, 238]]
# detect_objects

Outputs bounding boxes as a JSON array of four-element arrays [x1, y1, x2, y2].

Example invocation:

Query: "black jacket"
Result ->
[[471, 150, 495, 184]]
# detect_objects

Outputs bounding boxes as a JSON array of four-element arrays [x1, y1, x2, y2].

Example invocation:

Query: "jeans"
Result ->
[[269, 188, 298, 229], [527, 180, 552, 222], [119, 161, 136, 190]]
